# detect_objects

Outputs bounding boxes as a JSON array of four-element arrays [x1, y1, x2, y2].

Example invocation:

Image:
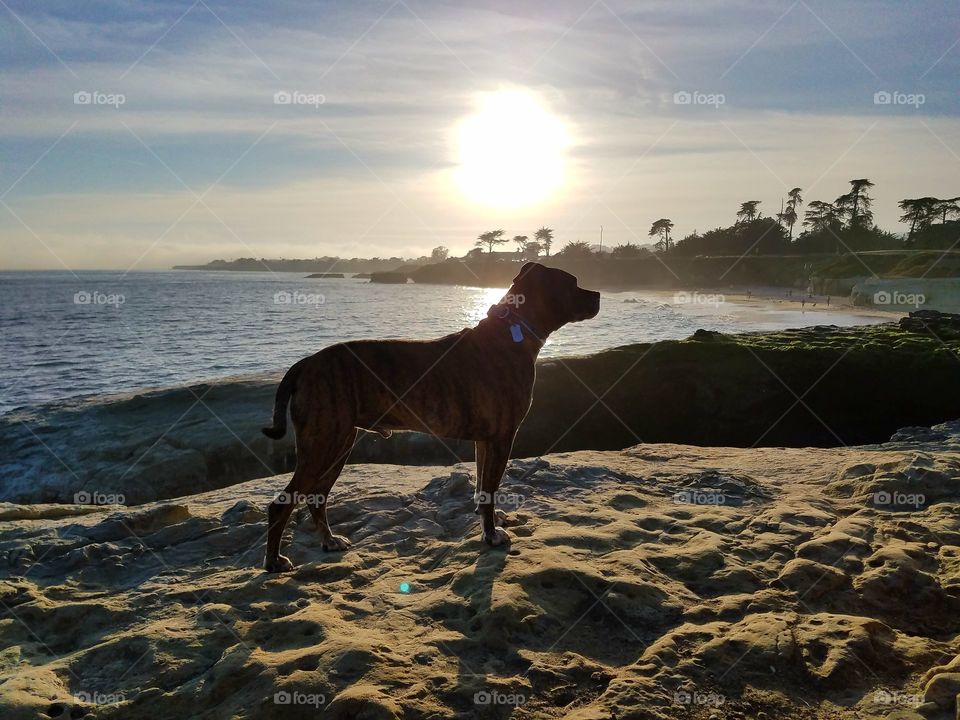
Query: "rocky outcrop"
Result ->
[[3, 315, 959, 505]]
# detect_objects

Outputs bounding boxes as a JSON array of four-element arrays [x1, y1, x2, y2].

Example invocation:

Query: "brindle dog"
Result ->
[[261, 262, 600, 572]]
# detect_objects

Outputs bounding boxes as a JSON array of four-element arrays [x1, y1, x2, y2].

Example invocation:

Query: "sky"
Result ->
[[0, 0, 958, 270]]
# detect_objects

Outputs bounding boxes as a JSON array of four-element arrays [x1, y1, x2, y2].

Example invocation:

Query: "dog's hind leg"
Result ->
[[264, 464, 315, 573], [306, 430, 357, 552], [265, 415, 343, 572], [476, 436, 514, 547]]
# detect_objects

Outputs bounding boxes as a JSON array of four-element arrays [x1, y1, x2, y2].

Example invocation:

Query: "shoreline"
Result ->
[[1, 290, 900, 419], [611, 284, 902, 319]]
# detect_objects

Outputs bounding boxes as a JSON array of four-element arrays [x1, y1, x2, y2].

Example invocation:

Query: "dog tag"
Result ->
[[510, 323, 524, 342]]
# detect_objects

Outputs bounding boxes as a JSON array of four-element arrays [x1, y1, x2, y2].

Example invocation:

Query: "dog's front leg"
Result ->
[[475, 437, 513, 547]]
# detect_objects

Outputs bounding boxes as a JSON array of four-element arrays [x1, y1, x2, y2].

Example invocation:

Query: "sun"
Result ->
[[454, 89, 568, 209]]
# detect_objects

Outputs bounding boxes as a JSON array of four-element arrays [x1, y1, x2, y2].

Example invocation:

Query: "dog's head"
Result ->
[[504, 262, 600, 334]]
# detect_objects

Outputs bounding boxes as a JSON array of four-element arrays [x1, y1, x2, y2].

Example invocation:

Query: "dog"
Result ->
[[261, 262, 600, 572]]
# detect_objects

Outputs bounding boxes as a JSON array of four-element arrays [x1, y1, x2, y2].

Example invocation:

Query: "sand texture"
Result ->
[[1, 428, 959, 719]]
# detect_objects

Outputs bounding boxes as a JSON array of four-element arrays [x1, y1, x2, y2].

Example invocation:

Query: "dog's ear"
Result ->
[[513, 262, 542, 283]]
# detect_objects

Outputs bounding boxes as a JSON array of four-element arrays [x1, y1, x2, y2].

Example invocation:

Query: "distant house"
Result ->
[[462, 250, 523, 261]]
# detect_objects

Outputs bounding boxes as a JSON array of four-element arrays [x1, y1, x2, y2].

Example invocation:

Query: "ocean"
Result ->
[[0, 270, 891, 416]]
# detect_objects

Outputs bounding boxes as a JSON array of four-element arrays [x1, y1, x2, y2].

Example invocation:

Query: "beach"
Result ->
[[2, 426, 959, 719]]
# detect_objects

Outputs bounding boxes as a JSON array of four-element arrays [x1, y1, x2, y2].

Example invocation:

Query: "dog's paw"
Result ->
[[494, 509, 510, 527], [482, 527, 511, 547], [321, 535, 352, 552], [264, 554, 295, 573]]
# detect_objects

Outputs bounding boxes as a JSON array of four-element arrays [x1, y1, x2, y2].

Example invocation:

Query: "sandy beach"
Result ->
[[2, 424, 959, 719]]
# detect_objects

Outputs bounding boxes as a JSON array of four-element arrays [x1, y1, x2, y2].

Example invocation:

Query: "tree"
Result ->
[[430, 246, 449, 262], [836, 178, 875, 229], [512, 235, 529, 254], [777, 205, 798, 240], [475, 229, 506, 254], [522, 241, 542, 260], [898, 197, 938, 241], [803, 201, 839, 233], [787, 187, 803, 211], [610, 243, 646, 258], [555, 240, 594, 258], [934, 196, 960, 224], [736, 201, 761, 224], [535, 227, 554, 257], [648, 218, 674, 252], [783, 187, 803, 240]]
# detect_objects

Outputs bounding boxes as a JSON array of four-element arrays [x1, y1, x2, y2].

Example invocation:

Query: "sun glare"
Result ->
[[455, 89, 568, 209]]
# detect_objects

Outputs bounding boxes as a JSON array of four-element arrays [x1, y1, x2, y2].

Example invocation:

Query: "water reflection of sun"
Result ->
[[464, 287, 554, 348], [464, 287, 508, 325]]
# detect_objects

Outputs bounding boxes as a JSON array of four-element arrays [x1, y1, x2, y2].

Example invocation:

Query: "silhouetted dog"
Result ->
[[261, 262, 600, 572]]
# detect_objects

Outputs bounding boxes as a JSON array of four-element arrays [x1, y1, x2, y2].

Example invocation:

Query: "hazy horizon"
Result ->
[[2, 0, 958, 270]]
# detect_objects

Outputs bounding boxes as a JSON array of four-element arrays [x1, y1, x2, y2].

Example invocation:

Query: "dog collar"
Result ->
[[486, 304, 543, 344]]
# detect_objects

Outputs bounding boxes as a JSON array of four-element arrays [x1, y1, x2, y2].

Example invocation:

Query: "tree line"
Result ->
[[464, 178, 957, 260], [472, 227, 556, 259]]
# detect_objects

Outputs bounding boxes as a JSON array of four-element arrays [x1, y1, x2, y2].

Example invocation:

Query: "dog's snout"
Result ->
[[574, 288, 601, 321], [586, 290, 600, 318]]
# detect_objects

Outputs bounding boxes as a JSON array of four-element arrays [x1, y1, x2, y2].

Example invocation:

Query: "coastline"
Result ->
[[615, 285, 902, 320], [1, 277, 901, 417]]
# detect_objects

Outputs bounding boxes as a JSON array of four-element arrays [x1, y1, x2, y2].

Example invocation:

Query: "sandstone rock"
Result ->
[[923, 672, 960, 712]]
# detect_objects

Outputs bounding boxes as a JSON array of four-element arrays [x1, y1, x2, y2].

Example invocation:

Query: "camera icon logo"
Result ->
[[873, 90, 892, 105], [74, 91, 92, 105], [873, 290, 891, 305], [673, 91, 692, 105], [274, 91, 292, 105]]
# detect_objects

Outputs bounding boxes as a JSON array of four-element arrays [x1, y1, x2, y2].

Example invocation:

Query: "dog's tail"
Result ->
[[262, 358, 307, 439]]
